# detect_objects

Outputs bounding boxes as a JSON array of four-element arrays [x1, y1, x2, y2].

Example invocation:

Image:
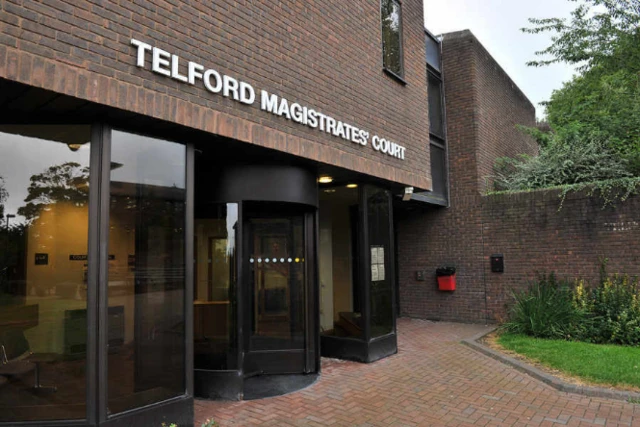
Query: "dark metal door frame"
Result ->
[[241, 203, 317, 376]]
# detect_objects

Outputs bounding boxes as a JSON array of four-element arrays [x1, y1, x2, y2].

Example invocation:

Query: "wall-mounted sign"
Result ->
[[35, 253, 48, 266], [370, 246, 385, 282], [131, 38, 407, 161], [70, 255, 115, 261]]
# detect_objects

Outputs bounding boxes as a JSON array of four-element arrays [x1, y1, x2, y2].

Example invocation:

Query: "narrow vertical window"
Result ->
[[381, 0, 404, 79], [107, 130, 186, 415]]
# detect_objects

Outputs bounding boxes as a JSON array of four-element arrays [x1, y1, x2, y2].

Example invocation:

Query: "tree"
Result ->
[[521, 0, 640, 176], [524, 0, 640, 71], [0, 176, 7, 220], [17, 162, 90, 223]]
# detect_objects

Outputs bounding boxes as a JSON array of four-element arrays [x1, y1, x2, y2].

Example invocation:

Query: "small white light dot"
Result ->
[[288, 258, 292, 263], [250, 258, 254, 263], [265, 258, 270, 263], [280, 258, 285, 263], [258, 258, 262, 263]]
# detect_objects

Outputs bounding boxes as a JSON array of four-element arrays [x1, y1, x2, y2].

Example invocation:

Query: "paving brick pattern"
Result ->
[[195, 319, 640, 426]]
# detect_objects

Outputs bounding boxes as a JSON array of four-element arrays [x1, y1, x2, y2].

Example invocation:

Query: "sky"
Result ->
[[424, 0, 578, 119]]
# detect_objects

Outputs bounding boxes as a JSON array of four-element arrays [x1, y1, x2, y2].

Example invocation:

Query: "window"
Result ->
[[381, 0, 404, 79], [425, 31, 450, 205], [194, 203, 238, 371], [107, 130, 186, 415], [426, 33, 441, 71], [319, 186, 364, 340], [0, 125, 91, 422], [428, 72, 445, 138]]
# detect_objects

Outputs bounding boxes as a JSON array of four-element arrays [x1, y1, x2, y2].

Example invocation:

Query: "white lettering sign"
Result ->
[[130, 38, 406, 160]]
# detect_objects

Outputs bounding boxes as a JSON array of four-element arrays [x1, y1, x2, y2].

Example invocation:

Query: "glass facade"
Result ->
[[194, 203, 238, 371], [0, 125, 91, 422], [366, 187, 393, 338], [248, 215, 306, 351], [319, 186, 364, 339], [107, 130, 187, 415], [0, 122, 395, 422], [319, 184, 396, 362]]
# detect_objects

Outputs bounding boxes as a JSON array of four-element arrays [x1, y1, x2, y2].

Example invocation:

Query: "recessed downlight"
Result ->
[[318, 176, 333, 184], [346, 184, 358, 188]]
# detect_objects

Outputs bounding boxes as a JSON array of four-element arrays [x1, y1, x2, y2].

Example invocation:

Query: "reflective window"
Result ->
[[367, 187, 393, 338], [107, 130, 186, 415], [381, 0, 404, 78], [0, 125, 91, 422], [249, 215, 306, 351], [430, 143, 448, 201], [426, 34, 441, 71], [194, 203, 238, 370], [319, 186, 364, 339], [428, 73, 445, 138]]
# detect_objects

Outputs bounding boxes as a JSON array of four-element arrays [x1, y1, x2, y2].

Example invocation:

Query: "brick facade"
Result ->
[[398, 30, 640, 323], [400, 189, 640, 323], [0, 0, 431, 189], [483, 190, 640, 321], [398, 30, 534, 323]]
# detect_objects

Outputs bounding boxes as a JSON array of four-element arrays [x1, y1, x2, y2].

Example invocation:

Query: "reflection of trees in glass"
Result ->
[[0, 222, 26, 305], [0, 176, 7, 219], [381, 0, 403, 76], [17, 162, 90, 222]]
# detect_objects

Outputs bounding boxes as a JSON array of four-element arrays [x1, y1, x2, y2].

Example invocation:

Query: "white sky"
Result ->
[[424, 0, 578, 119]]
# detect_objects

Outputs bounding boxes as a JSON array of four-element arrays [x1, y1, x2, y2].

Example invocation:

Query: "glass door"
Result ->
[[243, 204, 315, 375]]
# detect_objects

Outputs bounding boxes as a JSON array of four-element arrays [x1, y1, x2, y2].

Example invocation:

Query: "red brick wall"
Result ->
[[397, 30, 538, 323], [0, 0, 431, 189], [472, 33, 537, 193], [482, 191, 640, 322], [399, 190, 640, 324]]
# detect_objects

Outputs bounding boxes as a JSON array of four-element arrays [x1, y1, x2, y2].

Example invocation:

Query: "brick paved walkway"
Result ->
[[195, 318, 640, 426]]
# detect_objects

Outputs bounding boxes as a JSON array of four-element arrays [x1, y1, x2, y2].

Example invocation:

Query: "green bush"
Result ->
[[503, 266, 640, 346], [574, 275, 640, 345], [492, 125, 633, 192], [502, 273, 579, 339]]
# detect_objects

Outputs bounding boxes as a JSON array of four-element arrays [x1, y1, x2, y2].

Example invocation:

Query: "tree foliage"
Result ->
[[524, 0, 640, 168], [523, 0, 640, 71], [17, 162, 90, 222], [0, 176, 7, 219], [496, 0, 640, 195], [494, 124, 632, 191]]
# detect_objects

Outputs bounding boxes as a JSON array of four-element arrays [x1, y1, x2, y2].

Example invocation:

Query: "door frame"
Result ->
[[241, 202, 317, 376]]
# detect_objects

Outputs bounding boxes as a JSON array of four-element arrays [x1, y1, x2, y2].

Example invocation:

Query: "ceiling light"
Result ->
[[318, 176, 333, 184], [67, 143, 83, 152], [324, 189, 336, 193], [346, 184, 358, 188]]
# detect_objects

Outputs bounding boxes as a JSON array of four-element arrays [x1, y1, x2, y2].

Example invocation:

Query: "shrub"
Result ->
[[502, 273, 580, 339], [579, 274, 640, 345], [492, 125, 633, 192], [503, 265, 640, 346]]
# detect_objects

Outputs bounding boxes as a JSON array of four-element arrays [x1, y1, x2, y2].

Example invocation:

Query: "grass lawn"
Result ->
[[497, 333, 640, 390]]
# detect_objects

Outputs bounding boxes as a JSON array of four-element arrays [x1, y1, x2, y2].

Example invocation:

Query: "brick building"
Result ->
[[397, 30, 538, 323], [0, 2, 541, 427]]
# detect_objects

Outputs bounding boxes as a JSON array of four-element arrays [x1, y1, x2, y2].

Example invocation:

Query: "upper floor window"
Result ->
[[381, 0, 404, 79], [426, 33, 441, 71]]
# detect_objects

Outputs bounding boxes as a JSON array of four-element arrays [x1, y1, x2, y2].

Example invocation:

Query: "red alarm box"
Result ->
[[437, 274, 456, 291]]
